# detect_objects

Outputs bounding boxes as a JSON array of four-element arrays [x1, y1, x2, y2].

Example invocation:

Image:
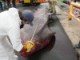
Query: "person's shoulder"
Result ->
[[0, 11, 8, 16], [0, 11, 7, 20]]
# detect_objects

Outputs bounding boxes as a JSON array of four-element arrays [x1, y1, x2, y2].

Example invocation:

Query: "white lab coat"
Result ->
[[0, 8, 23, 60]]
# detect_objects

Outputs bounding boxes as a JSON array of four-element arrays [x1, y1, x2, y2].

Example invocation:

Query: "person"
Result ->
[[0, 0, 3, 10], [48, 0, 57, 14], [6, 0, 16, 8], [12, 0, 16, 7], [31, 0, 34, 4], [6, 0, 11, 8], [31, 0, 33, 3], [0, 8, 34, 60], [3, 0, 16, 8], [1, 0, 8, 9]]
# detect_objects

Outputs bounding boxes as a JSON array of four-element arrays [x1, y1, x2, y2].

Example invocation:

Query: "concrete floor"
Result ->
[[18, 14, 77, 60], [0, 2, 78, 60], [56, 2, 80, 59], [56, 5, 80, 46], [17, 3, 77, 60]]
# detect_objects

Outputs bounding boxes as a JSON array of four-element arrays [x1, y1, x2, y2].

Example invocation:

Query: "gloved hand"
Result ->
[[19, 47, 27, 57], [23, 41, 35, 52]]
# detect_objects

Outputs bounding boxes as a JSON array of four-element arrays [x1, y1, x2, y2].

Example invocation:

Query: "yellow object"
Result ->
[[23, 0, 46, 3], [24, 41, 35, 52], [68, 3, 73, 20], [24, 0, 30, 3], [68, 2, 80, 21], [71, 2, 80, 8]]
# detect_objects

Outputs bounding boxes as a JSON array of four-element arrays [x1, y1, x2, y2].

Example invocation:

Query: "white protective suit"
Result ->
[[0, 8, 23, 60]]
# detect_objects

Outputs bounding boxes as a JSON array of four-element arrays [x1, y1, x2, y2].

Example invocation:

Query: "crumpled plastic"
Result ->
[[20, 7, 55, 56], [21, 7, 48, 43]]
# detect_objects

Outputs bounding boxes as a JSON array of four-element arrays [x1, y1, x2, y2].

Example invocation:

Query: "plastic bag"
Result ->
[[20, 7, 55, 56]]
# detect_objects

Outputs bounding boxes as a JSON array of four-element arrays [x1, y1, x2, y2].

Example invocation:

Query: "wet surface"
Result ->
[[18, 15, 77, 60]]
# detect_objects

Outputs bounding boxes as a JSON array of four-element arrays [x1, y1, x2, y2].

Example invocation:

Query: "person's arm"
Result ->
[[8, 23, 23, 52]]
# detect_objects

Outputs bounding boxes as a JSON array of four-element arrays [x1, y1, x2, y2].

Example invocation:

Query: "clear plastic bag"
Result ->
[[20, 7, 55, 56]]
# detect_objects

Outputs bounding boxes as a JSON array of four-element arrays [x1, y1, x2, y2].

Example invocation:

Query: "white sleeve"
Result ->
[[8, 23, 23, 52]]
